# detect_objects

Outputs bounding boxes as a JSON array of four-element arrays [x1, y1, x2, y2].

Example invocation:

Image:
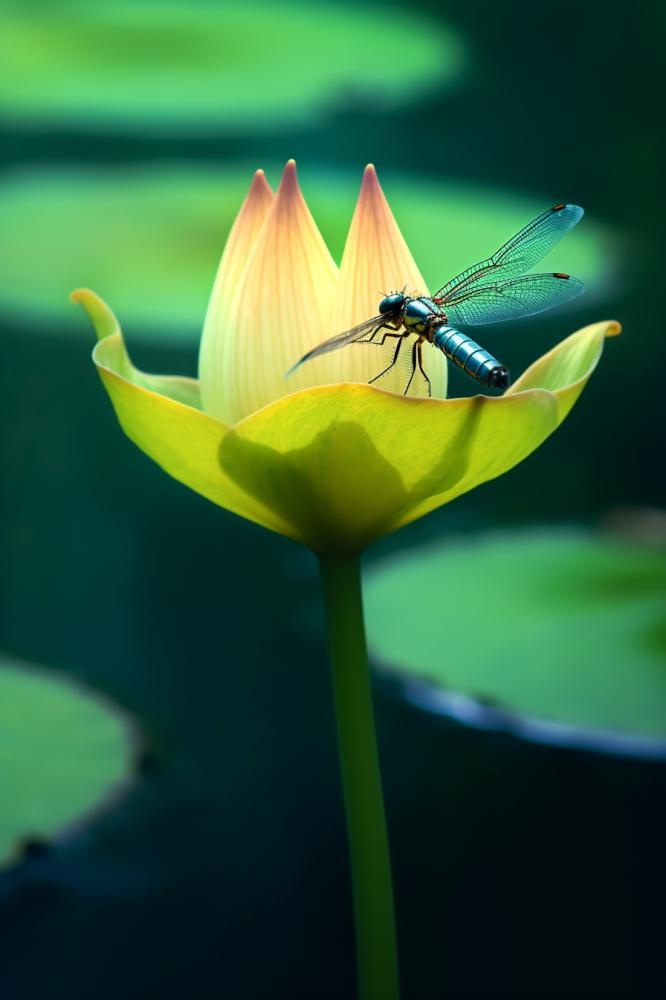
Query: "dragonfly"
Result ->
[[288, 203, 585, 395]]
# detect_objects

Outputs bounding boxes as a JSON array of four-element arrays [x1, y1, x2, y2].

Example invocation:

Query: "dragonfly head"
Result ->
[[379, 292, 407, 316]]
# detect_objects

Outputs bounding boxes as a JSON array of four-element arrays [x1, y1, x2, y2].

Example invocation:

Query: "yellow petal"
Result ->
[[72, 288, 202, 407], [324, 165, 447, 398], [219, 384, 555, 552], [218, 321, 618, 551], [199, 169, 274, 418], [73, 289, 297, 540], [506, 319, 621, 422], [207, 160, 339, 423]]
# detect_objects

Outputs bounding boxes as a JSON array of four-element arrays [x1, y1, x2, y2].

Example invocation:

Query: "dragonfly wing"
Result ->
[[434, 203, 584, 301], [443, 273, 585, 327], [286, 314, 387, 375]]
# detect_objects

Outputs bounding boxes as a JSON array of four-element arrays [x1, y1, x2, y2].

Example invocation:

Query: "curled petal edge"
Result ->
[[72, 289, 300, 540]]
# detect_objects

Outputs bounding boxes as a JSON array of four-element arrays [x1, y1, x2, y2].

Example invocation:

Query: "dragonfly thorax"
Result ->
[[403, 296, 443, 334]]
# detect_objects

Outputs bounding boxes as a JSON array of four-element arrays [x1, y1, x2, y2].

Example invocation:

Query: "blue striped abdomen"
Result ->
[[432, 326, 510, 390]]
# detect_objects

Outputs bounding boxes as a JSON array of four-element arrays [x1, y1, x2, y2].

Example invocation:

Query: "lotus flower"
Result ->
[[73, 161, 619, 1000], [72, 161, 619, 555]]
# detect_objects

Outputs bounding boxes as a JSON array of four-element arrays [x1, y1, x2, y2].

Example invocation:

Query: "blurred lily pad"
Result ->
[[0, 165, 613, 341], [0, 1, 464, 134], [0, 659, 135, 865], [364, 531, 666, 746]]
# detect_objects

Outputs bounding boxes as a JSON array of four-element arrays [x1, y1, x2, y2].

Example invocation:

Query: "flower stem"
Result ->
[[318, 552, 400, 1000]]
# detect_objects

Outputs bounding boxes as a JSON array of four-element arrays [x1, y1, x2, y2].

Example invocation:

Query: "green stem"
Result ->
[[318, 552, 400, 1000]]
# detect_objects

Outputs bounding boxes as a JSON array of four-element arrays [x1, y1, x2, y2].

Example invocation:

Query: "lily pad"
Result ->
[[0, 658, 136, 865], [0, 165, 613, 341], [0, 1, 464, 134], [364, 530, 666, 749]]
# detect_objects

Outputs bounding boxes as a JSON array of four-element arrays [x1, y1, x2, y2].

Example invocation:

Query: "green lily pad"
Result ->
[[0, 1, 464, 134], [0, 164, 613, 341], [0, 658, 136, 865], [364, 530, 666, 745]]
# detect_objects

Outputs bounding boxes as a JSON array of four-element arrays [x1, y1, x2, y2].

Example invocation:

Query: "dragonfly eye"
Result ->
[[379, 293, 406, 314]]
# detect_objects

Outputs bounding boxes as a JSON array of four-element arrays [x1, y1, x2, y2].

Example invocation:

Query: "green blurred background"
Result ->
[[1, 1, 664, 998]]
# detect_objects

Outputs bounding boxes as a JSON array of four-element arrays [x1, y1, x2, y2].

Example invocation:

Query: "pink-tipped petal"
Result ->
[[199, 169, 275, 417], [325, 165, 447, 398], [205, 161, 339, 423]]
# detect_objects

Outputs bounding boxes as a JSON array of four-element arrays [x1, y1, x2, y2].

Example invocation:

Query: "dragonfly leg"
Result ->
[[363, 332, 404, 351], [357, 320, 402, 345], [368, 334, 405, 384], [401, 337, 431, 397], [403, 339, 419, 395], [417, 339, 431, 397], [358, 329, 385, 344]]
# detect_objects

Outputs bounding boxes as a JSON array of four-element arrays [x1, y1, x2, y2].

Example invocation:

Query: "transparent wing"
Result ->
[[434, 203, 584, 302], [443, 273, 585, 327], [286, 314, 387, 376]]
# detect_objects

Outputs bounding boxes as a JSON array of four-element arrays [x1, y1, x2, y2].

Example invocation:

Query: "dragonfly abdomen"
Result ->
[[432, 326, 510, 389]]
